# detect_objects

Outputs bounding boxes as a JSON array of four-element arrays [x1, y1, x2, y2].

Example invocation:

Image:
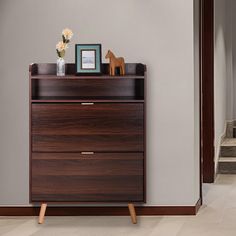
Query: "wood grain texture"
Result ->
[[29, 63, 146, 205], [201, 0, 215, 183], [143, 65, 147, 203], [32, 178, 143, 202], [31, 79, 144, 101], [32, 153, 143, 176], [32, 103, 144, 152], [32, 152, 143, 160], [31, 152, 143, 202], [29, 63, 146, 76]]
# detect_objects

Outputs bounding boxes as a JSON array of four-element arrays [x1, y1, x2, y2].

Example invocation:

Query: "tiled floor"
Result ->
[[1, 174, 236, 236]]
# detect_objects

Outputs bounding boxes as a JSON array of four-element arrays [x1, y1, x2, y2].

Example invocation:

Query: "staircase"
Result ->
[[218, 122, 236, 174]]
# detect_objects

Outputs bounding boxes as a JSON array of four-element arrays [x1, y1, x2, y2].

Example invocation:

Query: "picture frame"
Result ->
[[75, 44, 102, 75]]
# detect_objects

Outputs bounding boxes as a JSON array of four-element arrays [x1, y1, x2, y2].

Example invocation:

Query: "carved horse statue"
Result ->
[[105, 50, 125, 76]]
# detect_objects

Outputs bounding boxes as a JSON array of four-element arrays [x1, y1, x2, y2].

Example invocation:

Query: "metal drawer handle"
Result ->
[[81, 103, 94, 105], [81, 152, 95, 155]]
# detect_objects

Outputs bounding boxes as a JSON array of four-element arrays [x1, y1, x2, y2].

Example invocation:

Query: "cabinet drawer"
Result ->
[[32, 103, 144, 152], [31, 152, 144, 202]]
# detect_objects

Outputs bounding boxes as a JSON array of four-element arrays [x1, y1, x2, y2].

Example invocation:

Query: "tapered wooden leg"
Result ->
[[128, 203, 137, 224], [38, 203, 47, 224]]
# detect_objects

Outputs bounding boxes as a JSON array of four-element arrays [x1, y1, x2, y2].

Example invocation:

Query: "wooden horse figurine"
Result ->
[[105, 50, 125, 76]]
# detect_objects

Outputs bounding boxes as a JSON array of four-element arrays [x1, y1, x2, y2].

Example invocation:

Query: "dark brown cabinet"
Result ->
[[32, 153, 144, 202], [29, 63, 146, 223], [32, 103, 144, 152]]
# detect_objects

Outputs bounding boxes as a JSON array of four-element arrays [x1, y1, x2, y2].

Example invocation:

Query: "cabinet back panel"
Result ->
[[32, 79, 144, 100]]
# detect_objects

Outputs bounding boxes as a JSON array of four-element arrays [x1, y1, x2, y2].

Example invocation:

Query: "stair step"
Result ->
[[218, 158, 236, 174], [221, 146, 236, 157], [221, 138, 236, 146], [219, 157, 236, 162], [220, 139, 236, 157], [219, 137, 236, 173]]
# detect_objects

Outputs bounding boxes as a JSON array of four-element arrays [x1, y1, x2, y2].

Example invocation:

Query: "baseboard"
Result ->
[[0, 199, 201, 216], [195, 198, 202, 214]]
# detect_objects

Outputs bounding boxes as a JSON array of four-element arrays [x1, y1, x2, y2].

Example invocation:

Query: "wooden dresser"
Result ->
[[29, 63, 146, 224]]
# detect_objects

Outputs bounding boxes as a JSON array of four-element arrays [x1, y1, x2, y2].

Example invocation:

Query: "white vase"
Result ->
[[57, 57, 65, 76]]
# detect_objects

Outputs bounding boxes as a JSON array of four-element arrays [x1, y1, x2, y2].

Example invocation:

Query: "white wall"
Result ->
[[0, 0, 199, 206], [225, 0, 234, 121], [232, 1, 236, 118], [214, 0, 233, 167], [218, 0, 236, 123], [194, 0, 200, 199]]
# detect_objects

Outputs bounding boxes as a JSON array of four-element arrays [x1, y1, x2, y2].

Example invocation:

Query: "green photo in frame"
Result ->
[[75, 44, 102, 75]]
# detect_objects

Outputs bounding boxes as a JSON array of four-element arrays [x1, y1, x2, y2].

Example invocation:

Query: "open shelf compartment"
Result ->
[[30, 63, 146, 102]]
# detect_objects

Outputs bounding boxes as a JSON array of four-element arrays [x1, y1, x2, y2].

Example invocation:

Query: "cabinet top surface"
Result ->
[[29, 63, 147, 78], [31, 75, 145, 80]]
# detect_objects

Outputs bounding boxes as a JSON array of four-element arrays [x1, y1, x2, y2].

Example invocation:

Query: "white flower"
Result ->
[[62, 28, 73, 40], [56, 41, 68, 52]]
